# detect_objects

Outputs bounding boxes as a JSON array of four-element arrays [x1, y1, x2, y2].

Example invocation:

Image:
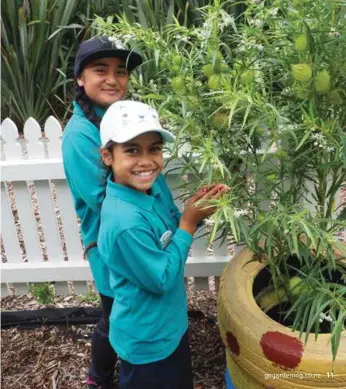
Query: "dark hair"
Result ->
[[104, 140, 116, 151], [80, 92, 108, 260], [75, 85, 102, 129], [102, 140, 117, 176]]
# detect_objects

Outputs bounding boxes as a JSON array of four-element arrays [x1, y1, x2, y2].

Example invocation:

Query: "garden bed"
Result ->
[[1, 288, 226, 389]]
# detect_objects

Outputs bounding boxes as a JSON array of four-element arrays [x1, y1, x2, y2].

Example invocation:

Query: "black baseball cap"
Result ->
[[74, 35, 143, 78]]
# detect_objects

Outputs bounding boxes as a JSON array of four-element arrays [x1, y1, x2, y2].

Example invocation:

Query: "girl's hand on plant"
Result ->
[[210, 184, 231, 199], [179, 184, 230, 235]]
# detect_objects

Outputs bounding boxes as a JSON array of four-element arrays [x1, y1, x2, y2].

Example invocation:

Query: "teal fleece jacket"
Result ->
[[98, 174, 193, 363], [62, 101, 113, 297]]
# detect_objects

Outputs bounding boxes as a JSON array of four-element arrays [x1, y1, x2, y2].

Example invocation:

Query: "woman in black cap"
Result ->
[[62, 36, 143, 389]]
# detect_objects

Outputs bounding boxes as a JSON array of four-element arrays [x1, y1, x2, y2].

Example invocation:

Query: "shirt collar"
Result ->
[[106, 175, 161, 211], [73, 101, 106, 118]]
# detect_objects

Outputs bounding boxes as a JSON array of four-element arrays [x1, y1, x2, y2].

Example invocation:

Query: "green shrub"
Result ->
[[99, 0, 346, 358], [1, 0, 243, 125], [1, 0, 80, 126], [78, 291, 101, 305], [29, 282, 55, 305]]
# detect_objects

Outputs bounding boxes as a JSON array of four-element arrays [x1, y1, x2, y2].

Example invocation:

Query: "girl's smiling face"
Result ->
[[77, 57, 129, 108], [101, 132, 164, 193]]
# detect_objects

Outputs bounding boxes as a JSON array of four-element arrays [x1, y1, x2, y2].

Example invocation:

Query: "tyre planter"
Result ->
[[218, 248, 346, 389], [225, 368, 236, 389]]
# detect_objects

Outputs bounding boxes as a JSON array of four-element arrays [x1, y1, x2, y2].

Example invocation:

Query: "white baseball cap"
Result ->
[[100, 100, 175, 147]]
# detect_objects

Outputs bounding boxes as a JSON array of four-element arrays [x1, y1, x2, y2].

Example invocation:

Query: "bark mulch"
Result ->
[[1, 289, 226, 389]]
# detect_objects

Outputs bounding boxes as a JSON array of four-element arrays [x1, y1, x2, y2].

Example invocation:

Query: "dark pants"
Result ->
[[119, 331, 193, 389], [89, 294, 118, 384]]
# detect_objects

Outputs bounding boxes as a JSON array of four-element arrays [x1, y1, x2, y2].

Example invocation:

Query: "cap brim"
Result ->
[[109, 127, 175, 144], [78, 48, 143, 75]]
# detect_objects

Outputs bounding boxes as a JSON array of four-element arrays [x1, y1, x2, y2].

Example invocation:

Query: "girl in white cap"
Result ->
[[62, 36, 142, 389], [98, 100, 229, 389]]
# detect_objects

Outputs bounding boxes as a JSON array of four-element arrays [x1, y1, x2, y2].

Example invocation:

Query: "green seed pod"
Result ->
[[220, 63, 231, 73], [202, 64, 215, 77], [159, 59, 166, 69], [171, 53, 183, 66], [170, 64, 181, 77], [314, 70, 331, 94], [186, 96, 199, 111], [208, 74, 230, 90], [171, 76, 186, 93], [294, 34, 308, 52], [328, 89, 343, 105], [212, 112, 228, 128], [266, 173, 277, 182], [240, 70, 255, 85], [289, 276, 305, 296], [291, 64, 312, 83], [207, 49, 223, 64], [208, 74, 221, 90]]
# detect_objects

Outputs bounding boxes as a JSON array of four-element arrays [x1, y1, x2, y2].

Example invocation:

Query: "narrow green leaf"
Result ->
[[209, 212, 221, 243], [295, 129, 312, 152], [167, 0, 175, 25], [330, 310, 345, 361]]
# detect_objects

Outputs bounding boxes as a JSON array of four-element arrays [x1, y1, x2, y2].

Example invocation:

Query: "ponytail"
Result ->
[[75, 85, 102, 129]]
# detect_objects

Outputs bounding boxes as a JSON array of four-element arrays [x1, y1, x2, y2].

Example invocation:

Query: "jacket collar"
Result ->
[[73, 101, 106, 118], [106, 174, 161, 211]]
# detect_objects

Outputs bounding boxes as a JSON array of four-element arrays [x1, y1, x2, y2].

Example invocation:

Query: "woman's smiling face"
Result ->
[[77, 57, 129, 107], [101, 132, 164, 193]]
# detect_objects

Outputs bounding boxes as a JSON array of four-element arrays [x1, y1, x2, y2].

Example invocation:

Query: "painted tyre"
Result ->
[[218, 248, 346, 389], [225, 367, 237, 389]]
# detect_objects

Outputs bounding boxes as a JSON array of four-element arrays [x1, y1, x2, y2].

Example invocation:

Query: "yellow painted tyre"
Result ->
[[226, 351, 263, 389], [218, 248, 346, 389]]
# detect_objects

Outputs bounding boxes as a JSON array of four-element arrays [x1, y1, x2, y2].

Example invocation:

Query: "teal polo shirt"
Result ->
[[62, 102, 113, 297], [98, 173, 193, 364]]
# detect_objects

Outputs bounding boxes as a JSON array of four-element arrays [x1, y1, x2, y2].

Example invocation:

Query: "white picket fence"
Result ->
[[0, 117, 232, 297]]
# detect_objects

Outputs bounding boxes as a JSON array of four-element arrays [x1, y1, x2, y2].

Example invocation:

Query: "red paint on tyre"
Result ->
[[260, 331, 303, 369], [226, 331, 240, 355]]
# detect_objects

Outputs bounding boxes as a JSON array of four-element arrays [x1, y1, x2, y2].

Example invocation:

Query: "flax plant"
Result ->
[[1, 0, 80, 125]]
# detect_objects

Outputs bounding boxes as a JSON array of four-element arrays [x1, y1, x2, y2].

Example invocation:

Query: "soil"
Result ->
[[1, 288, 226, 389]]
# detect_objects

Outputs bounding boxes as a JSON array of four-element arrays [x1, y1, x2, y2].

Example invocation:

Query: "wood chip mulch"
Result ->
[[1, 289, 226, 389]]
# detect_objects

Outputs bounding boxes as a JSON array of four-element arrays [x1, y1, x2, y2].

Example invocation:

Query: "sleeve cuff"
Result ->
[[173, 228, 194, 247]]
